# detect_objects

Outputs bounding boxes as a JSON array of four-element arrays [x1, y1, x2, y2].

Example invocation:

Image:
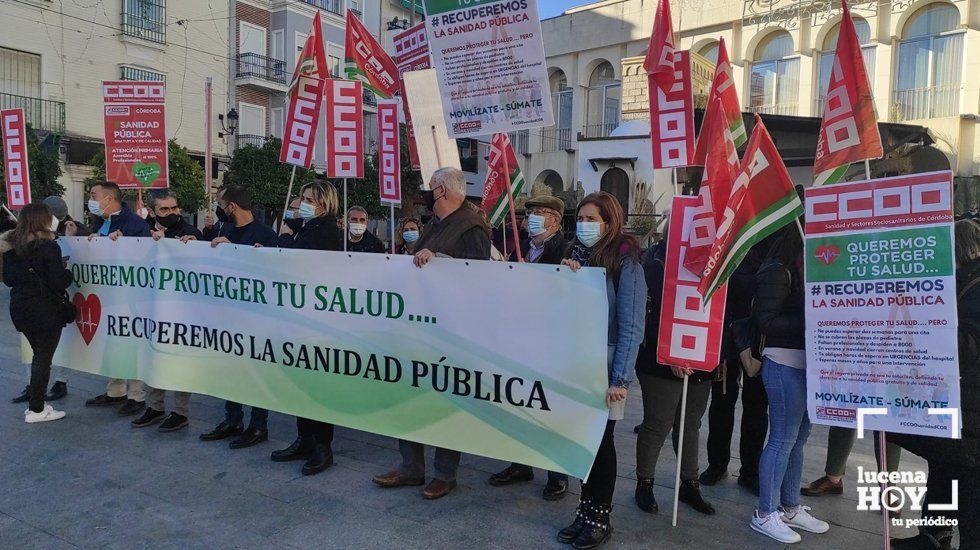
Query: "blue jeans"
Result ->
[[225, 401, 268, 430], [758, 357, 811, 514]]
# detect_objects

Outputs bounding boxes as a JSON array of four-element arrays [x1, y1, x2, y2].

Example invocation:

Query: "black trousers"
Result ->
[[920, 462, 979, 542], [581, 420, 617, 507], [25, 328, 63, 413], [705, 362, 768, 478], [297, 417, 334, 446]]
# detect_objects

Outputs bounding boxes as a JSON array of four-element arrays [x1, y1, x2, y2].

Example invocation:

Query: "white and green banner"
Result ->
[[54, 237, 610, 478]]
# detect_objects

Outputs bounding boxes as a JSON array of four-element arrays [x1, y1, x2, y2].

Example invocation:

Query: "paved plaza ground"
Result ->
[[0, 289, 928, 549]]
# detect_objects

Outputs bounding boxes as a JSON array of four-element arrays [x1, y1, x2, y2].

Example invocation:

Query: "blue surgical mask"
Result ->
[[403, 230, 419, 243], [527, 214, 547, 237], [577, 221, 603, 248], [283, 210, 296, 220], [298, 201, 317, 220], [88, 199, 103, 218]]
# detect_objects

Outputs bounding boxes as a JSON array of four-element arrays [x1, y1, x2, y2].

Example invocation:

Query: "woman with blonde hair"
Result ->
[[557, 192, 646, 549], [2, 202, 74, 423], [395, 218, 422, 255]]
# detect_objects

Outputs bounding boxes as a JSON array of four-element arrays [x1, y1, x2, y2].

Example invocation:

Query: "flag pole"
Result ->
[[343, 178, 348, 252], [879, 432, 892, 550], [864, 159, 872, 180], [501, 134, 524, 263], [672, 167, 681, 196], [795, 217, 805, 240], [672, 373, 690, 527], [390, 202, 395, 253], [205, 77, 213, 199], [501, 216, 508, 259], [280, 165, 298, 233]]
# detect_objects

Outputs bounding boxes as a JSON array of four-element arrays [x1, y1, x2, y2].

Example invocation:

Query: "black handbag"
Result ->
[[28, 264, 76, 326]]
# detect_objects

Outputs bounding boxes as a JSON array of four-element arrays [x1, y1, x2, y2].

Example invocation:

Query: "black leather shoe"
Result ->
[[271, 437, 314, 462], [199, 421, 244, 441], [635, 478, 658, 514], [301, 444, 334, 475], [229, 427, 268, 449], [488, 464, 534, 486], [45, 381, 67, 401], [737, 474, 760, 495], [557, 499, 591, 543], [131, 407, 165, 428], [85, 393, 126, 406], [11, 385, 29, 404], [679, 480, 715, 515], [572, 503, 612, 549], [117, 399, 146, 416], [543, 478, 568, 501], [698, 465, 729, 486], [158, 413, 188, 432]]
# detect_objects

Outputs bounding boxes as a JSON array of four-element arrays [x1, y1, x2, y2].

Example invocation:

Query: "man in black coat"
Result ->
[[130, 190, 202, 433], [487, 195, 570, 500], [346, 206, 386, 253], [84, 182, 151, 415], [185, 185, 279, 450]]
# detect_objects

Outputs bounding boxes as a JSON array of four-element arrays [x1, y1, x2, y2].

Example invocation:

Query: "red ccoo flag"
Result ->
[[288, 14, 329, 92], [345, 11, 400, 99], [692, 38, 746, 166], [644, 0, 676, 89], [813, 0, 882, 185]]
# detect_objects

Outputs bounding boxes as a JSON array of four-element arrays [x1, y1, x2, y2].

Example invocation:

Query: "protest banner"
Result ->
[[54, 237, 610, 478], [102, 81, 168, 189], [649, 50, 695, 169], [804, 171, 960, 437], [377, 99, 401, 205], [280, 75, 325, 169], [422, 0, 554, 138], [324, 79, 364, 179], [1, 108, 31, 210], [658, 195, 727, 371], [403, 69, 461, 187], [394, 22, 431, 171]]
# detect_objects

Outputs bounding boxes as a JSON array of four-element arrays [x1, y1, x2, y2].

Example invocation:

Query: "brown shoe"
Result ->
[[422, 479, 457, 500], [801, 475, 844, 496], [372, 470, 425, 488]]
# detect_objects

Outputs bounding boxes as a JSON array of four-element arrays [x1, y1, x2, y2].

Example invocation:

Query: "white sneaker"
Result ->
[[751, 510, 802, 544], [25, 404, 66, 423], [781, 505, 830, 534]]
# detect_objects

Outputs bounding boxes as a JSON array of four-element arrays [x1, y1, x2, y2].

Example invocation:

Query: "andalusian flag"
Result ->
[[481, 133, 525, 228], [812, 0, 881, 185], [345, 11, 400, 99], [692, 37, 746, 165], [698, 116, 803, 300], [288, 14, 328, 93]]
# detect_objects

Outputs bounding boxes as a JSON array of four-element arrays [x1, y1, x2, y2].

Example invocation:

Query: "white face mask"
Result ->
[[49, 216, 60, 233], [348, 223, 367, 237]]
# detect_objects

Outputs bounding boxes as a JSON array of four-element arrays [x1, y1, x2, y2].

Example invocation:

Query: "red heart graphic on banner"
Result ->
[[814, 244, 841, 266], [73, 293, 101, 345]]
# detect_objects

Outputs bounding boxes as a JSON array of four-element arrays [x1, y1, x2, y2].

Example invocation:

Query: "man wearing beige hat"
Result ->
[[487, 194, 570, 500]]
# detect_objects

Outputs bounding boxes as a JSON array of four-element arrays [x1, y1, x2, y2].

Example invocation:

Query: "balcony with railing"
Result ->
[[539, 127, 573, 152], [582, 122, 619, 139], [121, 0, 166, 44], [510, 130, 529, 155], [747, 103, 799, 116], [235, 53, 287, 93], [303, 0, 342, 15], [891, 85, 960, 122], [236, 134, 266, 149], [0, 93, 65, 134], [362, 90, 378, 109]]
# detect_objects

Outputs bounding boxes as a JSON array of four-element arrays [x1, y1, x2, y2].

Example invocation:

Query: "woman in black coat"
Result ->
[[268, 182, 343, 476], [2, 203, 73, 423]]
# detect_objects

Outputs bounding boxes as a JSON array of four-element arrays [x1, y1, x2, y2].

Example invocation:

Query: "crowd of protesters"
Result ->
[[3, 166, 979, 549]]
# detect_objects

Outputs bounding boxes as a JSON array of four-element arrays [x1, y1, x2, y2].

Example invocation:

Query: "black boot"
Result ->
[[572, 503, 612, 549], [11, 386, 29, 404], [45, 381, 68, 401], [679, 479, 715, 515], [557, 498, 591, 543], [634, 478, 658, 513], [271, 437, 314, 462], [301, 444, 334, 475]]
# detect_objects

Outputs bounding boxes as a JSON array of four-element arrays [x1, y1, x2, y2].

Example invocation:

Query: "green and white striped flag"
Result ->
[[481, 133, 525, 228]]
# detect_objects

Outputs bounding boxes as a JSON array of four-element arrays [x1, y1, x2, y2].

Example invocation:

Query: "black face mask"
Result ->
[[215, 205, 232, 224], [421, 190, 436, 212], [156, 213, 181, 229], [284, 218, 304, 233]]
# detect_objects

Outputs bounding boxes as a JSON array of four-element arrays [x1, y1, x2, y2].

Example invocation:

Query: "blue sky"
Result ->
[[538, 0, 591, 19]]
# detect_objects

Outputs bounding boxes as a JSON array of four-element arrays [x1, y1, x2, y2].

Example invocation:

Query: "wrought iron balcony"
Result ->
[[303, 0, 342, 15], [121, 0, 166, 44], [0, 93, 66, 134], [236, 53, 287, 86], [236, 134, 266, 149]]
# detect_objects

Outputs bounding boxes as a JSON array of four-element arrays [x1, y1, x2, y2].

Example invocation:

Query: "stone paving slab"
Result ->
[[0, 289, 926, 549]]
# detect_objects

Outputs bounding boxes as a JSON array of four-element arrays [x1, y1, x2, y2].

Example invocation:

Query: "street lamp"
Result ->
[[218, 108, 239, 138], [387, 17, 409, 31]]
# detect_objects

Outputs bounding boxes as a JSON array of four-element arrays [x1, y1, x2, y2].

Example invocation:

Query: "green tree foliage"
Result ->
[[223, 137, 316, 215], [0, 124, 65, 204], [83, 140, 208, 213]]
